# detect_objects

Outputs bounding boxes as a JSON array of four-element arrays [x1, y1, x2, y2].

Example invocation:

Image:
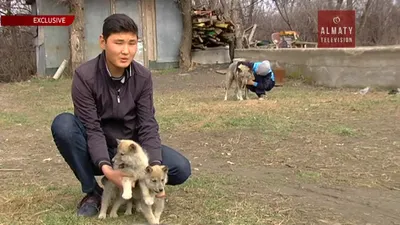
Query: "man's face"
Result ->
[[99, 32, 138, 70]]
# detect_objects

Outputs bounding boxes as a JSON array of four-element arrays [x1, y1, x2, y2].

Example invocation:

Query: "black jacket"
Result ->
[[71, 51, 162, 169]]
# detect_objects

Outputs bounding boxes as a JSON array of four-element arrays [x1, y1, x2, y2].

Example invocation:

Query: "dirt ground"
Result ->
[[0, 64, 399, 225]]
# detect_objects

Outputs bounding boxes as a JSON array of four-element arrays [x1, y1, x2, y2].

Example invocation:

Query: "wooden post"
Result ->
[[140, 0, 149, 68], [140, 0, 157, 68], [110, 0, 116, 14]]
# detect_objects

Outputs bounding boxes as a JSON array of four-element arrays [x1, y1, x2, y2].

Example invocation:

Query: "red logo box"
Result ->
[[318, 10, 356, 48], [0, 15, 74, 26]]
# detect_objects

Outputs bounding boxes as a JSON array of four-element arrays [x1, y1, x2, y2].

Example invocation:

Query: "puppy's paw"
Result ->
[[124, 210, 132, 215], [98, 213, 107, 219], [109, 212, 119, 218], [148, 219, 159, 225], [144, 197, 154, 205], [122, 192, 132, 200]]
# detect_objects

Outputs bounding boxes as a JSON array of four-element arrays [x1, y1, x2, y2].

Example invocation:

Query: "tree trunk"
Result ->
[[69, 0, 85, 74], [248, 0, 256, 25], [178, 0, 192, 71], [336, 0, 344, 10], [273, 0, 293, 30], [346, 0, 353, 9], [193, 0, 202, 7], [358, 0, 373, 36], [328, 0, 334, 9], [231, 0, 243, 49], [209, 0, 218, 10], [5, 0, 20, 81]]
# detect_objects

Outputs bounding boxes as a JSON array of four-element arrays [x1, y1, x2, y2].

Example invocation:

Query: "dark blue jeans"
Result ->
[[50, 112, 191, 194], [246, 79, 275, 97]]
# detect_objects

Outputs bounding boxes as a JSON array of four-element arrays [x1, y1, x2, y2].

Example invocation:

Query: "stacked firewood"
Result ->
[[191, 7, 235, 50]]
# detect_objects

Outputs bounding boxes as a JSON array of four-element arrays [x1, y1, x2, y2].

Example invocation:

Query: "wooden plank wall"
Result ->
[[141, 0, 157, 66], [109, 0, 156, 67]]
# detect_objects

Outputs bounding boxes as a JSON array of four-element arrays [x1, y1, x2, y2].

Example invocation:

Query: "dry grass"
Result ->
[[0, 70, 399, 225]]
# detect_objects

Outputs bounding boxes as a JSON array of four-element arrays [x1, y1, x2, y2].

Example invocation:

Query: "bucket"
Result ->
[[273, 67, 285, 86]]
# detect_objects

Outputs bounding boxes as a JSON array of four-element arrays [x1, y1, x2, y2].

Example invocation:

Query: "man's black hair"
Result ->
[[102, 13, 138, 41]]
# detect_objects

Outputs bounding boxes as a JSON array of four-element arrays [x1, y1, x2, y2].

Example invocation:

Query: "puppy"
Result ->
[[133, 165, 168, 224], [98, 139, 152, 219], [110, 165, 169, 224], [224, 61, 253, 101]]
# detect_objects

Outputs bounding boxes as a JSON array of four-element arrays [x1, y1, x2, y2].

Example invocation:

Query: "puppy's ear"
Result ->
[[145, 166, 153, 174], [129, 143, 137, 152], [116, 139, 121, 145], [237, 64, 243, 72], [238, 64, 249, 72], [161, 165, 169, 173]]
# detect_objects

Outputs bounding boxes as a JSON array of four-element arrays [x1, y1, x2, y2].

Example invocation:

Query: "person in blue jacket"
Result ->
[[237, 60, 275, 100]]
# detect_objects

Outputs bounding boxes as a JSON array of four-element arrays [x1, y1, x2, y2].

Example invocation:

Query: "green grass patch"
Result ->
[[156, 111, 203, 131], [330, 125, 357, 137], [0, 111, 30, 127], [297, 170, 322, 181], [200, 113, 295, 137]]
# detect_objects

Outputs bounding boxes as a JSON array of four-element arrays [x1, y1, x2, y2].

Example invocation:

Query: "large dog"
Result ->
[[224, 61, 253, 101], [98, 139, 152, 219]]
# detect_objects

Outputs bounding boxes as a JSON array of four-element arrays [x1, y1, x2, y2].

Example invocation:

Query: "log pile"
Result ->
[[191, 7, 235, 50]]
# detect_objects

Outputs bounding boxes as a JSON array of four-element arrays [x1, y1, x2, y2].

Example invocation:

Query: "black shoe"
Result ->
[[77, 187, 102, 217]]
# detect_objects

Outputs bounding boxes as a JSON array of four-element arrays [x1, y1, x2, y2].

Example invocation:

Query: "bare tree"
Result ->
[[193, 0, 203, 7], [247, 0, 257, 25], [335, 0, 344, 9], [0, 0, 35, 82], [231, 0, 243, 48], [220, 0, 230, 18], [69, 0, 85, 74], [346, 0, 353, 9], [178, 0, 193, 71], [58, 0, 85, 74], [357, 0, 373, 36], [272, 0, 293, 30]]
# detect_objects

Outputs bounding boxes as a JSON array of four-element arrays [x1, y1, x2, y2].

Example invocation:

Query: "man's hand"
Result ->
[[156, 190, 166, 198], [101, 165, 133, 188]]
